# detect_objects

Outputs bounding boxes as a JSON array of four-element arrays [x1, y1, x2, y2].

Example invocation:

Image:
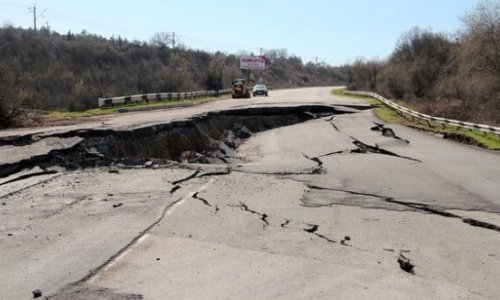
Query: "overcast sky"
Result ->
[[0, 0, 480, 65]]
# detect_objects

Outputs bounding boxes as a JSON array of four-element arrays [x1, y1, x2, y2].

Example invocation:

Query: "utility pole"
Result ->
[[28, 4, 37, 31], [33, 5, 36, 31], [172, 32, 176, 48], [28, 4, 45, 32]]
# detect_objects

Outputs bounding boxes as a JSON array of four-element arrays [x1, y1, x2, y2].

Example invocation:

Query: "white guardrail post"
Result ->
[[344, 90, 500, 135], [98, 88, 232, 108]]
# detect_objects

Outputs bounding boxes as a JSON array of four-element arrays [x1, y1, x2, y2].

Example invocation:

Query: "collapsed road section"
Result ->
[[0, 104, 370, 179]]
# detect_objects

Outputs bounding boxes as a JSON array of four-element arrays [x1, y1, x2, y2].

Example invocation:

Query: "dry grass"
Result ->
[[332, 89, 500, 150]]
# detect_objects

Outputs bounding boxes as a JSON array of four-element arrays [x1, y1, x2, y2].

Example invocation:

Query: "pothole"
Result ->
[[0, 105, 366, 178]]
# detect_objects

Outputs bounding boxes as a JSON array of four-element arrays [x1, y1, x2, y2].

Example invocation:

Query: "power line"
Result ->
[[1, 2, 256, 53], [0, 2, 150, 36], [43, 9, 148, 36]]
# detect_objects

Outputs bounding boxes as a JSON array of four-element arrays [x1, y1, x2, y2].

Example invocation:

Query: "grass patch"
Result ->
[[332, 88, 500, 150], [45, 96, 225, 122]]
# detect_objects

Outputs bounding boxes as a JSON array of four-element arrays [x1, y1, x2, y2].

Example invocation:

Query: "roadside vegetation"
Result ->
[[333, 89, 500, 150], [1, 1, 498, 133], [343, 1, 500, 128], [44, 96, 225, 123], [0, 26, 344, 128]]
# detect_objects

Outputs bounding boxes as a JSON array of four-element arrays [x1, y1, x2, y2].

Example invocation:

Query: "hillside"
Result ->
[[0, 27, 346, 128]]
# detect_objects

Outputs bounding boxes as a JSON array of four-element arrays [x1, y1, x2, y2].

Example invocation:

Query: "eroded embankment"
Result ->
[[0, 105, 363, 178]]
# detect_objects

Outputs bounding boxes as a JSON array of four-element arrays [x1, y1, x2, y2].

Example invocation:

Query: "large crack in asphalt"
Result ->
[[306, 185, 500, 234], [1, 105, 370, 179], [350, 139, 421, 162], [324, 119, 419, 162], [312, 138, 421, 162]]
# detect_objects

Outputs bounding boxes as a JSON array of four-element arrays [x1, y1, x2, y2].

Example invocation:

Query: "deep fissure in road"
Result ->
[[1, 105, 361, 178]]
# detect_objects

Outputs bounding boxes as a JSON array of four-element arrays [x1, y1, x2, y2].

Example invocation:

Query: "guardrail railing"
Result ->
[[98, 89, 232, 108], [345, 90, 500, 135]]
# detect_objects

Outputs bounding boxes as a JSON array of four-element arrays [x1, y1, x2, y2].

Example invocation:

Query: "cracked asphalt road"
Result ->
[[1, 87, 500, 299]]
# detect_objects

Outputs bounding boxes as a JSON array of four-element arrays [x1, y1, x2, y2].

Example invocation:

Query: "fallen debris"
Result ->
[[371, 122, 410, 143], [32, 289, 42, 298], [233, 124, 253, 139], [341, 235, 351, 245], [84, 147, 105, 158], [397, 254, 415, 274], [304, 224, 319, 233], [112, 203, 123, 208]]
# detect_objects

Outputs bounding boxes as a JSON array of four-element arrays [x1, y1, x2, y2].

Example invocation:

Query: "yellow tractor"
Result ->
[[231, 79, 251, 99]]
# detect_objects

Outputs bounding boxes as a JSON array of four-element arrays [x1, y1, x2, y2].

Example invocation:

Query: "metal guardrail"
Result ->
[[98, 89, 232, 108], [345, 90, 500, 135]]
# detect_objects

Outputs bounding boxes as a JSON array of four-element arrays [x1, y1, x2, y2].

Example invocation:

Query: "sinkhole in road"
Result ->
[[0, 105, 368, 177]]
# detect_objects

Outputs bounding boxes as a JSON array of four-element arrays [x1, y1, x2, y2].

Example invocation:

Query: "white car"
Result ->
[[252, 84, 269, 97]]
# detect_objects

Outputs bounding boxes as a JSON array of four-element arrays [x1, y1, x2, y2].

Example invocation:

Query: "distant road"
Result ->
[[0, 87, 355, 139]]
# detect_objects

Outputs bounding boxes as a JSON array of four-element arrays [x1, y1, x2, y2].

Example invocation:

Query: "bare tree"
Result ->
[[206, 53, 227, 95], [460, 1, 500, 80], [0, 59, 24, 128]]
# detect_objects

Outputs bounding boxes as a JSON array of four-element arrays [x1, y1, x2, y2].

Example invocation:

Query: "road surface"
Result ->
[[1, 87, 499, 299]]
